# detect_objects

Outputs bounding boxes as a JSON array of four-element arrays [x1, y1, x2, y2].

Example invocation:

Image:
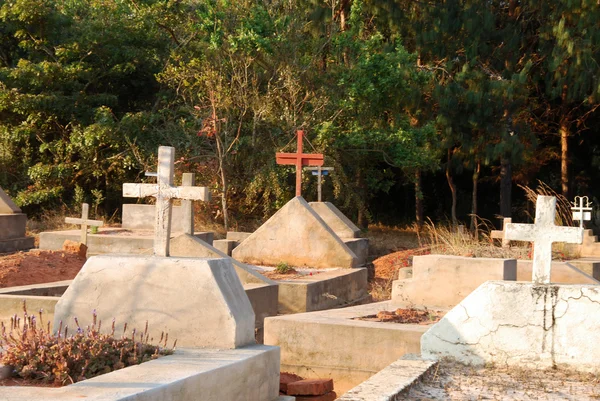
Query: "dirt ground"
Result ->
[[356, 308, 444, 325], [0, 249, 86, 288], [401, 361, 600, 400]]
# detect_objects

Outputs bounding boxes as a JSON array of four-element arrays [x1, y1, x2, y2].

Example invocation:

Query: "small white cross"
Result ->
[[64, 203, 103, 245], [505, 196, 583, 284], [490, 217, 512, 248], [571, 196, 592, 228], [123, 146, 210, 256]]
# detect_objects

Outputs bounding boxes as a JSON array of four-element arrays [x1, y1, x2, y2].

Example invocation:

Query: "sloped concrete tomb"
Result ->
[[6, 254, 283, 401], [0, 187, 34, 253], [421, 281, 600, 372], [55, 255, 256, 349], [232, 196, 361, 268]]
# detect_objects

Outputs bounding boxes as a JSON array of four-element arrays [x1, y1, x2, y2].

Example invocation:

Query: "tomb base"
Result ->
[[54, 255, 255, 349], [421, 281, 600, 372], [0, 236, 34, 253]]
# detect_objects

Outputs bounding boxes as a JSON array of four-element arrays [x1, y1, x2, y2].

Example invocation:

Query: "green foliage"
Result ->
[[275, 262, 292, 274], [1, 302, 174, 386]]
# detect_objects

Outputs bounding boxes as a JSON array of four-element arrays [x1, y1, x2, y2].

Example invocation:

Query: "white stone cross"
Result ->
[[571, 196, 592, 228], [65, 203, 103, 245], [123, 146, 210, 256], [505, 196, 583, 284], [490, 217, 512, 248]]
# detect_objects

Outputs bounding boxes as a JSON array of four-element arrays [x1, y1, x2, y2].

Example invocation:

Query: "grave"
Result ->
[[64, 203, 103, 245], [2, 146, 281, 400], [0, 187, 34, 253], [39, 148, 214, 254], [422, 196, 599, 372], [232, 196, 360, 268]]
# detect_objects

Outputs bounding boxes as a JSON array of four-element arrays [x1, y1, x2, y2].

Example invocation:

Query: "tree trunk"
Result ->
[[355, 168, 368, 229], [560, 118, 569, 198], [470, 161, 480, 233], [415, 169, 424, 230], [446, 151, 458, 227], [500, 154, 512, 217]]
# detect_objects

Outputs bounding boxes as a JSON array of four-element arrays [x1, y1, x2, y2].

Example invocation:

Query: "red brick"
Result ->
[[62, 240, 87, 258], [280, 372, 304, 394], [294, 391, 337, 401], [287, 379, 334, 396]]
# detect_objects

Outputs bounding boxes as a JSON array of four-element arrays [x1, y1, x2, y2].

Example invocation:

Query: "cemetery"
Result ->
[[1, 2, 600, 400]]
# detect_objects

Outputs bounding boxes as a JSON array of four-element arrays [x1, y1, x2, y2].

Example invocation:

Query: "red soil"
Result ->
[[0, 249, 86, 288], [357, 308, 444, 325], [372, 247, 430, 280]]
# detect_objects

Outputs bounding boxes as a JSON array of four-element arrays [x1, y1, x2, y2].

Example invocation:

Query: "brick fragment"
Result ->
[[287, 378, 334, 396], [280, 372, 304, 394], [294, 391, 337, 401]]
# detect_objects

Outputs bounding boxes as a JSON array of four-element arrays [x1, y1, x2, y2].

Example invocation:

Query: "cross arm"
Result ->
[[65, 217, 103, 226], [276, 153, 324, 166], [547, 226, 583, 244], [504, 223, 537, 242], [162, 186, 211, 202], [123, 183, 158, 198]]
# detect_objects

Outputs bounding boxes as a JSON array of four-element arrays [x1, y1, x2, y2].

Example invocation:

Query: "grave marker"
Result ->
[[505, 196, 583, 284], [276, 130, 324, 197], [305, 166, 334, 202], [123, 146, 210, 256], [490, 217, 512, 248], [571, 196, 592, 228], [64, 203, 103, 245]]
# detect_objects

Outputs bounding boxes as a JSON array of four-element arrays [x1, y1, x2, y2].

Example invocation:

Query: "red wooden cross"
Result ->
[[276, 130, 324, 197]]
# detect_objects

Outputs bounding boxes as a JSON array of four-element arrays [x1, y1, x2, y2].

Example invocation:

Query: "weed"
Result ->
[[0, 301, 174, 386], [275, 262, 292, 274]]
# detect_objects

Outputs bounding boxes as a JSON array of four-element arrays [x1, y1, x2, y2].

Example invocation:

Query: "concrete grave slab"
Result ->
[[516, 260, 599, 284], [309, 202, 361, 238], [0, 188, 34, 252], [213, 239, 236, 255], [274, 267, 369, 314], [338, 356, 438, 401], [54, 255, 255, 349], [0, 295, 60, 328], [264, 301, 432, 395], [0, 346, 280, 401], [343, 237, 369, 266], [567, 258, 600, 281], [232, 196, 358, 269], [421, 281, 600, 372], [391, 255, 517, 309], [227, 231, 252, 243], [39, 227, 213, 255]]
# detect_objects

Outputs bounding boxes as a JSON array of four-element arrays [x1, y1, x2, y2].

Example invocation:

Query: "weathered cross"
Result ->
[[490, 217, 512, 248], [276, 130, 324, 197], [123, 146, 210, 256], [505, 196, 583, 284], [64, 203, 103, 245], [304, 166, 334, 202], [571, 196, 592, 228]]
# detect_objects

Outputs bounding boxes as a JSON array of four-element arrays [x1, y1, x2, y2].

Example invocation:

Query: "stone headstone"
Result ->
[[122, 146, 210, 256], [505, 196, 583, 284]]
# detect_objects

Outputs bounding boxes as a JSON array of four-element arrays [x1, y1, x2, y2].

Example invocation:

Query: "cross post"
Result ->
[[571, 196, 592, 228], [505, 196, 583, 284], [64, 203, 103, 245], [123, 146, 210, 256], [276, 130, 324, 197], [490, 217, 512, 248], [181, 173, 195, 235], [305, 166, 334, 202]]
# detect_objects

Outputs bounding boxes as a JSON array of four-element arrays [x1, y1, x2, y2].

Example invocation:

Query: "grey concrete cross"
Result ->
[[64, 203, 103, 245], [123, 146, 210, 256], [505, 195, 583, 284]]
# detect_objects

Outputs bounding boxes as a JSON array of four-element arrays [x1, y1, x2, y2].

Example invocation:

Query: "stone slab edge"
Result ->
[[338, 357, 438, 401], [308, 202, 361, 238], [0, 346, 280, 401], [0, 187, 21, 213]]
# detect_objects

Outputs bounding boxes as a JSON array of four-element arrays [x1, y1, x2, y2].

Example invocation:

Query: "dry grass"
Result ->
[[366, 223, 420, 259]]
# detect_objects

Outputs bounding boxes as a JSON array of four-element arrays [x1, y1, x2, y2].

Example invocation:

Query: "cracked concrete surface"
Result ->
[[421, 281, 600, 372], [399, 360, 600, 400]]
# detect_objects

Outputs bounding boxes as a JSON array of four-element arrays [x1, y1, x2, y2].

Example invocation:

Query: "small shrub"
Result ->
[[275, 262, 292, 274], [0, 302, 174, 386]]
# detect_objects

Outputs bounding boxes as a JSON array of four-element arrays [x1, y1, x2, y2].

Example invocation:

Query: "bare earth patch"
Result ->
[[0, 249, 86, 288], [401, 361, 600, 400]]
